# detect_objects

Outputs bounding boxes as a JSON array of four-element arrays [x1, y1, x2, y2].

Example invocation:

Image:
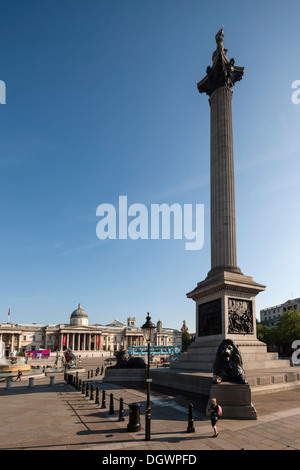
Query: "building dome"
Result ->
[[70, 303, 88, 326]]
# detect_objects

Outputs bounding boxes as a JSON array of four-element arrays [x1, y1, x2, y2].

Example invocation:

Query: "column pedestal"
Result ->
[[172, 268, 269, 372]]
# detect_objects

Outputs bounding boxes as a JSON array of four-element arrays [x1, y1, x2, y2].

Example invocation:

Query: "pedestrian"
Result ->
[[209, 397, 220, 437], [15, 370, 22, 382]]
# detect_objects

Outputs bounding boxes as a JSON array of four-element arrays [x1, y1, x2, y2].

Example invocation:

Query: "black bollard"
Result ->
[[101, 389, 106, 409], [109, 393, 114, 414], [87, 371, 90, 379], [187, 404, 195, 433], [90, 384, 94, 400], [86, 382, 89, 397], [118, 398, 125, 422], [101, 366, 103, 375], [127, 404, 141, 432], [82, 381, 85, 394], [95, 387, 99, 404], [79, 379, 82, 391], [91, 370, 93, 378]]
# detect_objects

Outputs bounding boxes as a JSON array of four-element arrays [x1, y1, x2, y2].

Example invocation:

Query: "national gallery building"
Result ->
[[0, 304, 183, 358]]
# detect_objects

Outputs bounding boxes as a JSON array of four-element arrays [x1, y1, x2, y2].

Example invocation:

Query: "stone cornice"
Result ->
[[187, 283, 262, 301], [187, 270, 266, 301]]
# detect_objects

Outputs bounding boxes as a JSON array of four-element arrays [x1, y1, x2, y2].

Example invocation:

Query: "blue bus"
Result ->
[[128, 345, 181, 356]]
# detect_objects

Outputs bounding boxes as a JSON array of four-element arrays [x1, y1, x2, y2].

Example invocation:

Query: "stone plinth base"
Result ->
[[151, 368, 212, 395], [206, 383, 257, 419], [170, 339, 291, 372], [173, 268, 289, 373], [103, 368, 146, 383]]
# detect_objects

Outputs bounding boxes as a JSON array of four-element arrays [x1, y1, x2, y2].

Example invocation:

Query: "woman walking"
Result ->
[[209, 397, 220, 437]]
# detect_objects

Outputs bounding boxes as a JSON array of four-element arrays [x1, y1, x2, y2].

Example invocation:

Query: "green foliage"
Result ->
[[257, 323, 277, 345], [182, 330, 191, 352], [258, 310, 300, 349], [275, 310, 300, 347]]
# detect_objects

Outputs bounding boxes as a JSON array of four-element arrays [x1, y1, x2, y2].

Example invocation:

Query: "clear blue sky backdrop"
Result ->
[[0, 0, 299, 331]]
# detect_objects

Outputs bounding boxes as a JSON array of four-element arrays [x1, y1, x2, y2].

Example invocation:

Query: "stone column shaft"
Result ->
[[210, 86, 237, 271]]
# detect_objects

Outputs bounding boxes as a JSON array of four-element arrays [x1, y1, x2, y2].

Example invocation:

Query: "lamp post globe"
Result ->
[[141, 313, 156, 342]]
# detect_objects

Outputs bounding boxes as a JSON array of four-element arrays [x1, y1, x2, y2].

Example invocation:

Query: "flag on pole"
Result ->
[[8, 307, 10, 321]]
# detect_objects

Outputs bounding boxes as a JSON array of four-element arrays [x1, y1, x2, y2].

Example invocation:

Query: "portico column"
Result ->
[[10, 334, 14, 354]]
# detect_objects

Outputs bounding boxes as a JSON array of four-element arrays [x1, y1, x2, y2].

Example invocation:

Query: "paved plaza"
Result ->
[[1, 358, 300, 452]]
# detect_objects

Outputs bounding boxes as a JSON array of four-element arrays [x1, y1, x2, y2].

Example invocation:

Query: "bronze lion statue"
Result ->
[[212, 339, 247, 384], [107, 350, 146, 369]]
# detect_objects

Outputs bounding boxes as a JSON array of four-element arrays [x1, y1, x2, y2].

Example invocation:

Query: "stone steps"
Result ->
[[246, 368, 300, 392], [170, 358, 291, 372], [150, 366, 300, 398]]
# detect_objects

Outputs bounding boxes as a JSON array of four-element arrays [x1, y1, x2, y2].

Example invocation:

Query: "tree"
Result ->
[[256, 323, 277, 347], [182, 330, 192, 352], [275, 310, 300, 349]]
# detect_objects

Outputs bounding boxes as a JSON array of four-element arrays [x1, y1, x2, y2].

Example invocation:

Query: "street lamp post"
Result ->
[[141, 312, 156, 441]]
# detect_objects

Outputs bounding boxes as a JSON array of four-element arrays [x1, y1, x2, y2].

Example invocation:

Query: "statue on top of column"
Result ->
[[215, 26, 225, 51], [198, 27, 244, 97]]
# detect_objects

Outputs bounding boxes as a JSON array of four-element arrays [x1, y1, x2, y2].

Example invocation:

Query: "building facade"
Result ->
[[0, 304, 182, 358], [260, 297, 300, 327]]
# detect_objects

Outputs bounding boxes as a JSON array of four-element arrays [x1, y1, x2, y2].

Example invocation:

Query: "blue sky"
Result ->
[[0, 0, 299, 332]]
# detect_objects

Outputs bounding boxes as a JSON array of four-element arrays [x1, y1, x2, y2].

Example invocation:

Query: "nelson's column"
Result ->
[[172, 29, 287, 375]]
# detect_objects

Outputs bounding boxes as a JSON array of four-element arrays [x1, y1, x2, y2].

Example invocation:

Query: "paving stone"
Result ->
[[1, 360, 300, 451]]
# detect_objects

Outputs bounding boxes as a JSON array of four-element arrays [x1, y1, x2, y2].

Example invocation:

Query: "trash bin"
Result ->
[[28, 377, 34, 388], [127, 403, 141, 432], [50, 376, 55, 386]]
